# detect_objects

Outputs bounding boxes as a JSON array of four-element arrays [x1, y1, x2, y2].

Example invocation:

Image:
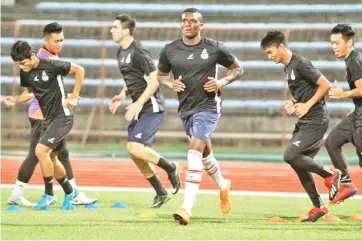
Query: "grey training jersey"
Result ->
[[117, 40, 165, 113], [20, 59, 72, 126], [285, 55, 328, 122], [345, 49, 362, 109], [158, 37, 235, 118]]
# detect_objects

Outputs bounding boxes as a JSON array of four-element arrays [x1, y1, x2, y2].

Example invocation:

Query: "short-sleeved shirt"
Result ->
[[158, 37, 235, 118], [117, 40, 165, 113], [28, 47, 59, 117], [285, 55, 328, 122], [345, 49, 362, 109], [20, 58, 72, 126]]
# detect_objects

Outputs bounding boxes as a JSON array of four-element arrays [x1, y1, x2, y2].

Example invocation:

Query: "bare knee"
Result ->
[[127, 142, 143, 157], [35, 144, 51, 160]]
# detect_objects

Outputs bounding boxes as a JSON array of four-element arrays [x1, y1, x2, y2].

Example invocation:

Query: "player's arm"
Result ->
[[67, 63, 85, 99], [3, 88, 33, 107], [329, 79, 362, 99], [136, 70, 159, 105], [212, 57, 243, 89]]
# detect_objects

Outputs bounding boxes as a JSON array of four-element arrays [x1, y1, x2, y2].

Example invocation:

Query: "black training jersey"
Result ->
[[20, 58, 72, 125], [117, 40, 165, 113], [345, 49, 362, 109], [158, 37, 235, 118], [285, 55, 328, 122]]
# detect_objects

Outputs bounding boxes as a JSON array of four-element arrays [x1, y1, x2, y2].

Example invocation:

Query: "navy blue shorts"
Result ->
[[181, 111, 221, 143], [128, 112, 165, 146]]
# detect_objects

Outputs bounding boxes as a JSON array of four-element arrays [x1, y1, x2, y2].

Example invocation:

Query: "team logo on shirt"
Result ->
[[34, 76, 40, 81], [201, 49, 209, 59], [291, 69, 295, 80], [126, 53, 131, 63], [187, 53, 194, 60], [120, 57, 125, 63], [42, 71, 49, 81]]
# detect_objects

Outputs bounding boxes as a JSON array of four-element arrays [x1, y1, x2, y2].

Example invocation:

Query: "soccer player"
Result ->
[[108, 14, 181, 208], [261, 31, 341, 222], [5, 22, 96, 206], [10, 40, 84, 210], [157, 8, 241, 225], [326, 24, 361, 204]]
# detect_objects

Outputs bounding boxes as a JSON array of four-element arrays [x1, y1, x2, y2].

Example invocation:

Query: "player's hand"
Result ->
[[3, 96, 16, 107], [109, 95, 125, 114], [294, 102, 311, 118], [284, 100, 296, 115], [204, 77, 222, 92], [172, 76, 185, 92], [125, 101, 143, 121], [63, 95, 80, 109], [329, 80, 345, 99]]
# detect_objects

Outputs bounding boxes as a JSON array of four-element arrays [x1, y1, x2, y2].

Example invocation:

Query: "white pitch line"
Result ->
[[1, 184, 361, 199]]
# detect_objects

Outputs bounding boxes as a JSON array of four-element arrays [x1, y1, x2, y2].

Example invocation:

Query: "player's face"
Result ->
[[331, 33, 352, 59], [264, 45, 282, 64], [15, 54, 37, 72], [110, 20, 129, 42], [44, 32, 64, 54], [180, 12, 204, 39]]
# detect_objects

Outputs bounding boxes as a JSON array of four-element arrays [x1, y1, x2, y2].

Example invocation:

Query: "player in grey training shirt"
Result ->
[[108, 14, 180, 208], [326, 24, 361, 204], [10, 40, 84, 210], [261, 31, 340, 222], [157, 8, 243, 225]]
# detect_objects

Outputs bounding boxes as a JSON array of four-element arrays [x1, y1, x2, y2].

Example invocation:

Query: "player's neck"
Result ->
[[282, 50, 293, 66], [182, 34, 201, 46], [343, 47, 354, 60], [33, 57, 40, 69], [43, 46, 57, 56], [120, 36, 134, 49]]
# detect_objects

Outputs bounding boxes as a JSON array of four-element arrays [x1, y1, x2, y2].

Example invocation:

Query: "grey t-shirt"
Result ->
[[158, 37, 235, 118], [345, 49, 362, 109], [117, 40, 165, 113], [20, 58, 72, 125], [285, 55, 328, 122]]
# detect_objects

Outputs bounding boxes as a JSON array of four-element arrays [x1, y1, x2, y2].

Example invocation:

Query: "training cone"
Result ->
[[112, 202, 129, 208], [138, 210, 158, 218], [6, 205, 22, 212], [267, 217, 286, 223], [322, 213, 340, 221], [296, 215, 309, 222], [348, 214, 362, 221], [85, 203, 100, 209]]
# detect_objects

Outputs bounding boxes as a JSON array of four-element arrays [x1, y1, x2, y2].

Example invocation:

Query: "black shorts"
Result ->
[[289, 120, 329, 157], [332, 110, 362, 150], [38, 115, 73, 152]]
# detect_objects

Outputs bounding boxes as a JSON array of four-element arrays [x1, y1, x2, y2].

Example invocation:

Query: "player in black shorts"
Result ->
[[327, 24, 361, 204], [10, 40, 84, 210], [108, 14, 181, 208], [261, 31, 340, 222]]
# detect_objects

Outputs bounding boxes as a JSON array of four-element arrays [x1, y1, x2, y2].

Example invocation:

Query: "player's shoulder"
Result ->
[[293, 54, 313, 66], [349, 50, 362, 63], [202, 37, 223, 47], [163, 39, 183, 50]]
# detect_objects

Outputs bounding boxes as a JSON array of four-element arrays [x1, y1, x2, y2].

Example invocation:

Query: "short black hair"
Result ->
[[260, 31, 288, 49], [331, 24, 355, 41], [43, 22, 63, 37], [115, 14, 136, 36], [10, 40, 35, 61], [183, 8, 201, 14]]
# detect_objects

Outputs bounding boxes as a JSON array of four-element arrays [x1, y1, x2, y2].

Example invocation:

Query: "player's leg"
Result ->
[[325, 116, 358, 204], [203, 140, 231, 214], [130, 154, 170, 208], [126, 112, 180, 194], [173, 111, 219, 225], [58, 141, 98, 205], [8, 118, 41, 206], [283, 122, 334, 178]]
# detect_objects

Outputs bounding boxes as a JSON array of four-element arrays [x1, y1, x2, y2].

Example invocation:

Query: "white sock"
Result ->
[[68, 178, 77, 189], [181, 150, 203, 215], [10, 180, 27, 200], [202, 152, 227, 190]]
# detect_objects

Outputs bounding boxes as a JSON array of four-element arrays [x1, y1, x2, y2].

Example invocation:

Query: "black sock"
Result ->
[[157, 157, 175, 175], [340, 169, 351, 186], [147, 175, 167, 196], [44, 176, 54, 196], [57, 176, 73, 195]]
